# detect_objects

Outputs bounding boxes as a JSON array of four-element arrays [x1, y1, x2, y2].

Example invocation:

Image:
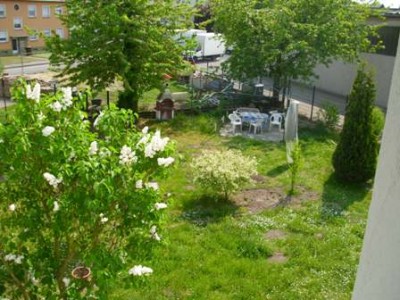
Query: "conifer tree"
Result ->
[[332, 64, 380, 183]]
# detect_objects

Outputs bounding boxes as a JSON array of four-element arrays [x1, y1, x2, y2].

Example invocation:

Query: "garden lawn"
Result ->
[[111, 114, 372, 300]]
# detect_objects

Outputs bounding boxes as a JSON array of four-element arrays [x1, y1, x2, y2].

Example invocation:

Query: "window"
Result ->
[[0, 30, 8, 43], [43, 28, 51, 37], [0, 4, 6, 18], [55, 6, 63, 15], [56, 28, 64, 38], [42, 5, 50, 18], [29, 30, 38, 41], [28, 5, 36, 18], [13, 17, 23, 30]]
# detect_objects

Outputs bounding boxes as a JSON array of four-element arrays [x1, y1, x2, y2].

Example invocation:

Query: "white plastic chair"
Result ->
[[228, 113, 242, 133], [269, 113, 283, 131], [249, 119, 263, 134]]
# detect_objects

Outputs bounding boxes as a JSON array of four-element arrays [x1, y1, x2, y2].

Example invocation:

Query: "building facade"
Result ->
[[0, 0, 67, 54]]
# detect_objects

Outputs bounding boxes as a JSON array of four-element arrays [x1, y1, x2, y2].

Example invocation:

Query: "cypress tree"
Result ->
[[332, 64, 380, 183]]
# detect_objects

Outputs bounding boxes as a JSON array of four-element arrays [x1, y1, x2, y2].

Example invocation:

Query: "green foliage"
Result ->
[[333, 64, 380, 183], [371, 106, 385, 139], [288, 141, 303, 195], [211, 0, 380, 102], [191, 149, 258, 200], [46, 0, 193, 111], [318, 102, 340, 130], [0, 79, 175, 298]]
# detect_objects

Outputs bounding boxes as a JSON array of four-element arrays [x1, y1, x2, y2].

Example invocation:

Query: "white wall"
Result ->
[[312, 53, 395, 109], [352, 34, 400, 300]]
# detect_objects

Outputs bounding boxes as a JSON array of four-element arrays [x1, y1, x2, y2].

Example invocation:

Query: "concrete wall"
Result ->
[[313, 53, 395, 109], [352, 34, 400, 300]]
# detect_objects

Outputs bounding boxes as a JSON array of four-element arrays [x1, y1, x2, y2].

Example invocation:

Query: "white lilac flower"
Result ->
[[145, 182, 159, 191], [42, 126, 55, 137], [43, 172, 62, 189], [144, 131, 169, 158], [119, 145, 137, 166], [26, 83, 41, 102], [93, 111, 103, 127], [150, 225, 161, 241], [14, 255, 24, 264], [89, 141, 98, 156], [135, 180, 143, 189], [128, 265, 153, 276], [62, 277, 70, 287], [9, 203, 16, 212], [50, 101, 63, 112], [142, 126, 149, 134], [53, 201, 60, 212], [154, 202, 167, 210], [4, 254, 16, 262], [157, 157, 175, 167], [61, 87, 73, 107]]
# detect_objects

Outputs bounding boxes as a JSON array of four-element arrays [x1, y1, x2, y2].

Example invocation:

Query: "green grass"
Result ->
[[0, 53, 49, 66], [111, 114, 372, 299]]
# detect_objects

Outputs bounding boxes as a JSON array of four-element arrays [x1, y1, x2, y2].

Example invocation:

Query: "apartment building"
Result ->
[[0, 0, 67, 54]]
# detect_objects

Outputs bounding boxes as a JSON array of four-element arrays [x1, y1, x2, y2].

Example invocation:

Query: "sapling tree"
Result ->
[[0, 79, 175, 299]]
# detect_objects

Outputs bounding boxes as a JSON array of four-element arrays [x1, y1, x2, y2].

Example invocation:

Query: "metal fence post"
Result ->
[[310, 85, 316, 121], [107, 90, 110, 108]]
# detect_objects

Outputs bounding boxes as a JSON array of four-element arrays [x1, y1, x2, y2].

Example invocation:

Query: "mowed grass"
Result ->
[[112, 114, 372, 300]]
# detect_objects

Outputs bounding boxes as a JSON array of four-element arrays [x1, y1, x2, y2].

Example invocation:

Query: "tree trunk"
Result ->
[[117, 88, 139, 112]]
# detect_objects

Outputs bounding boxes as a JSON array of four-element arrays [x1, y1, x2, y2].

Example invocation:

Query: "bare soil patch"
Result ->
[[267, 252, 288, 263], [264, 229, 287, 240]]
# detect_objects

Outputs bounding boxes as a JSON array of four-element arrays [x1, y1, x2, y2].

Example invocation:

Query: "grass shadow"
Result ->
[[266, 164, 289, 177], [321, 173, 371, 218], [180, 193, 240, 227]]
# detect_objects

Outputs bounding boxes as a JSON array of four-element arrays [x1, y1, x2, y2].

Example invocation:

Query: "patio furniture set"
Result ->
[[228, 107, 284, 134]]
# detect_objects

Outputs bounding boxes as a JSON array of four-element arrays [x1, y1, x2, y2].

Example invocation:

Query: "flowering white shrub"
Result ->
[[0, 79, 175, 299], [191, 149, 258, 200]]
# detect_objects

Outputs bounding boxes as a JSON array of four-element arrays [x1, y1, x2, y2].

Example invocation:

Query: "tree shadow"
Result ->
[[266, 164, 289, 177], [180, 193, 240, 227], [321, 173, 371, 218]]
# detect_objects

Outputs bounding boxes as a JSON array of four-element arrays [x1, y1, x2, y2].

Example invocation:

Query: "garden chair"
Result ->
[[269, 113, 283, 131], [228, 113, 242, 133], [249, 119, 263, 134]]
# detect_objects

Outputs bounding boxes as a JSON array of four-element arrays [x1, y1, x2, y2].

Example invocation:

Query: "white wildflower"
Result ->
[[157, 157, 175, 167], [8, 203, 16, 212], [53, 201, 60, 212], [135, 180, 143, 189], [100, 217, 108, 224], [154, 202, 167, 210], [42, 126, 55, 137], [43, 172, 62, 189], [119, 146, 137, 166], [128, 265, 153, 276], [50, 101, 63, 112], [145, 182, 159, 191], [150, 225, 161, 241], [62, 277, 70, 287], [89, 141, 98, 156], [26, 83, 41, 102]]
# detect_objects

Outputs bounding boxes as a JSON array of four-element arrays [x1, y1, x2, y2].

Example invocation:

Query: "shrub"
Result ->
[[191, 149, 258, 200], [0, 79, 175, 299], [371, 106, 385, 139], [318, 101, 340, 130], [332, 64, 380, 183]]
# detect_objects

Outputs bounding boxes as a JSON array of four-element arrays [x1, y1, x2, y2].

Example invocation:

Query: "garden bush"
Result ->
[[317, 101, 340, 130], [371, 106, 385, 139], [332, 65, 380, 183], [191, 149, 258, 200], [0, 79, 175, 299]]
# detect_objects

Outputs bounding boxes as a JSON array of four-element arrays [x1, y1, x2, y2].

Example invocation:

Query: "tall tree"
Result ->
[[211, 0, 380, 106], [46, 0, 193, 111], [332, 64, 380, 183]]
